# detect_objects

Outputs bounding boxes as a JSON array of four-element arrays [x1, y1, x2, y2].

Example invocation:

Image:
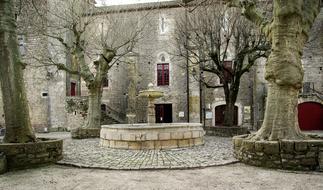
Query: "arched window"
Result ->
[[161, 17, 165, 32], [160, 54, 165, 62], [160, 17, 166, 33]]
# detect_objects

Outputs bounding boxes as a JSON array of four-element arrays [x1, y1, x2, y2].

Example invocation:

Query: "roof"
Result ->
[[88, 1, 184, 15]]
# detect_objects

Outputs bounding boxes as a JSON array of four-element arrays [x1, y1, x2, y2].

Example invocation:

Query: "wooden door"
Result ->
[[70, 82, 76, 96], [155, 104, 172, 123], [298, 102, 323, 131], [214, 105, 238, 126]]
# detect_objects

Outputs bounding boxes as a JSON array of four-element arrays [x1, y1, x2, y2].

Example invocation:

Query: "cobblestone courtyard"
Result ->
[[41, 133, 237, 169], [1, 133, 323, 190]]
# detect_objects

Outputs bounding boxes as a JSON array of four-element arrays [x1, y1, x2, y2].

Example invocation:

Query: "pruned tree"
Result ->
[[0, 0, 36, 143], [224, 0, 321, 140], [24, 0, 149, 130], [175, 1, 270, 126]]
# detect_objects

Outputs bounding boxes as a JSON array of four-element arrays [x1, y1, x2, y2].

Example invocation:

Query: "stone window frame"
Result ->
[[155, 52, 172, 87]]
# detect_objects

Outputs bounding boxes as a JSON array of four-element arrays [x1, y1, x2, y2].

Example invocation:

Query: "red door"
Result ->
[[298, 102, 323, 131], [70, 82, 76, 96]]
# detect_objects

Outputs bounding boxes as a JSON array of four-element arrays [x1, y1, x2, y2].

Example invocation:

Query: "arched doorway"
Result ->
[[214, 105, 238, 126], [298, 102, 323, 131]]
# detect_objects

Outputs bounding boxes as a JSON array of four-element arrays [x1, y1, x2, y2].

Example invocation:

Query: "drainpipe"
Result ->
[[185, 2, 190, 123]]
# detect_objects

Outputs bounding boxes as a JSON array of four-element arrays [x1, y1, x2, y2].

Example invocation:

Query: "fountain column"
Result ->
[[126, 53, 138, 124], [139, 83, 163, 124], [147, 97, 156, 124]]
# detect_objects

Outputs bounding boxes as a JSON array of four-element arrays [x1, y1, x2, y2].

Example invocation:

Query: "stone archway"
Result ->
[[298, 102, 323, 131], [212, 101, 243, 126], [214, 104, 238, 126]]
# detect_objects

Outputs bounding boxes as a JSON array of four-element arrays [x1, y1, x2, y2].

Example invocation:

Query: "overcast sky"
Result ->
[[95, 0, 174, 6]]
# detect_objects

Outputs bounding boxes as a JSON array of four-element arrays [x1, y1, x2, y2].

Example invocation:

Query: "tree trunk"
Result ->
[[83, 87, 102, 129], [251, 0, 320, 140], [253, 83, 304, 140], [223, 77, 240, 127], [0, 0, 36, 143], [223, 100, 236, 126]]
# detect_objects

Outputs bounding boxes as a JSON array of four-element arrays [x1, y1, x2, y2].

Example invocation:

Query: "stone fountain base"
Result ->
[[100, 123, 205, 150]]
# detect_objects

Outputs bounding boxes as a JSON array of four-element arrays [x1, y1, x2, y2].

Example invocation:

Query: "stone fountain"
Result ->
[[100, 83, 205, 150]]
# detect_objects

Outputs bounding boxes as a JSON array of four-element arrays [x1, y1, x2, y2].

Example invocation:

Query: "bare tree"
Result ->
[[24, 0, 149, 131], [0, 0, 36, 143], [224, 0, 321, 140], [175, 1, 269, 126]]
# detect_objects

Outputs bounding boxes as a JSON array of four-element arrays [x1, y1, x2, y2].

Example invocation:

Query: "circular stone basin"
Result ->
[[100, 123, 205, 150], [138, 89, 163, 98]]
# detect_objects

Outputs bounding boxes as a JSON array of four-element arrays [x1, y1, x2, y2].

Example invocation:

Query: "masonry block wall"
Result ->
[[0, 2, 321, 132]]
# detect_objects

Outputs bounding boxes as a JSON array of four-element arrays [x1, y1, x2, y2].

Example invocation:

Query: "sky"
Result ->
[[95, 0, 174, 6]]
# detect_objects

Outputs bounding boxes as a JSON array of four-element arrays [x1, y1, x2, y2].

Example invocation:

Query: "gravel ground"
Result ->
[[1, 133, 323, 189], [1, 163, 323, 190]]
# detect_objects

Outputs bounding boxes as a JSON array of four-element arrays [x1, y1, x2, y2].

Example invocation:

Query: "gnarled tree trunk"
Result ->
[[78, 49, 115, 129], [83, 86, 102, 129], [0, 0, 36, 143], [250, 0, 320, 140]]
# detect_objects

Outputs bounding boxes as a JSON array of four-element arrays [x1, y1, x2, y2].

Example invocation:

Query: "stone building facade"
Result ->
[[0, 1, 322, 132]]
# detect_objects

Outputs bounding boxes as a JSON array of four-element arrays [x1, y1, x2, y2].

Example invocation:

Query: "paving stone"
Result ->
[[54, 134, 237, 170]]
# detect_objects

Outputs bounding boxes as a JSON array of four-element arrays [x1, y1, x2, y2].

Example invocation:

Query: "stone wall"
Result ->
[[82, 6, 192, 124], [0, 152, 6, 174], [0, 139, 63, 170], [206, 126, 250, 137], [0, 0, 68, 132], [233, 135, 323, 171], [302, 7, 323, 94], [71, 128, 100, 139]]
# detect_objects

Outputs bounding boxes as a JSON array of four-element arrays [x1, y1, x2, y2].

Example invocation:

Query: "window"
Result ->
[[161, 55, 165, 62], [161, 17, 165, 33], [102, 75, 109, 87], [302, 82, 314, 95], [41, 92, 48, 98], [101, 104, 107, 112], [18, 35, 26, 56], [157, 63, 169, 86], [220, 61, 233, 84]]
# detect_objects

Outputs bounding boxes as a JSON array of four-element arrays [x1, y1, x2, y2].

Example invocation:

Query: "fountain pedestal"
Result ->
[[126, 113, 136, 124], [147, 98, 156, 124]]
